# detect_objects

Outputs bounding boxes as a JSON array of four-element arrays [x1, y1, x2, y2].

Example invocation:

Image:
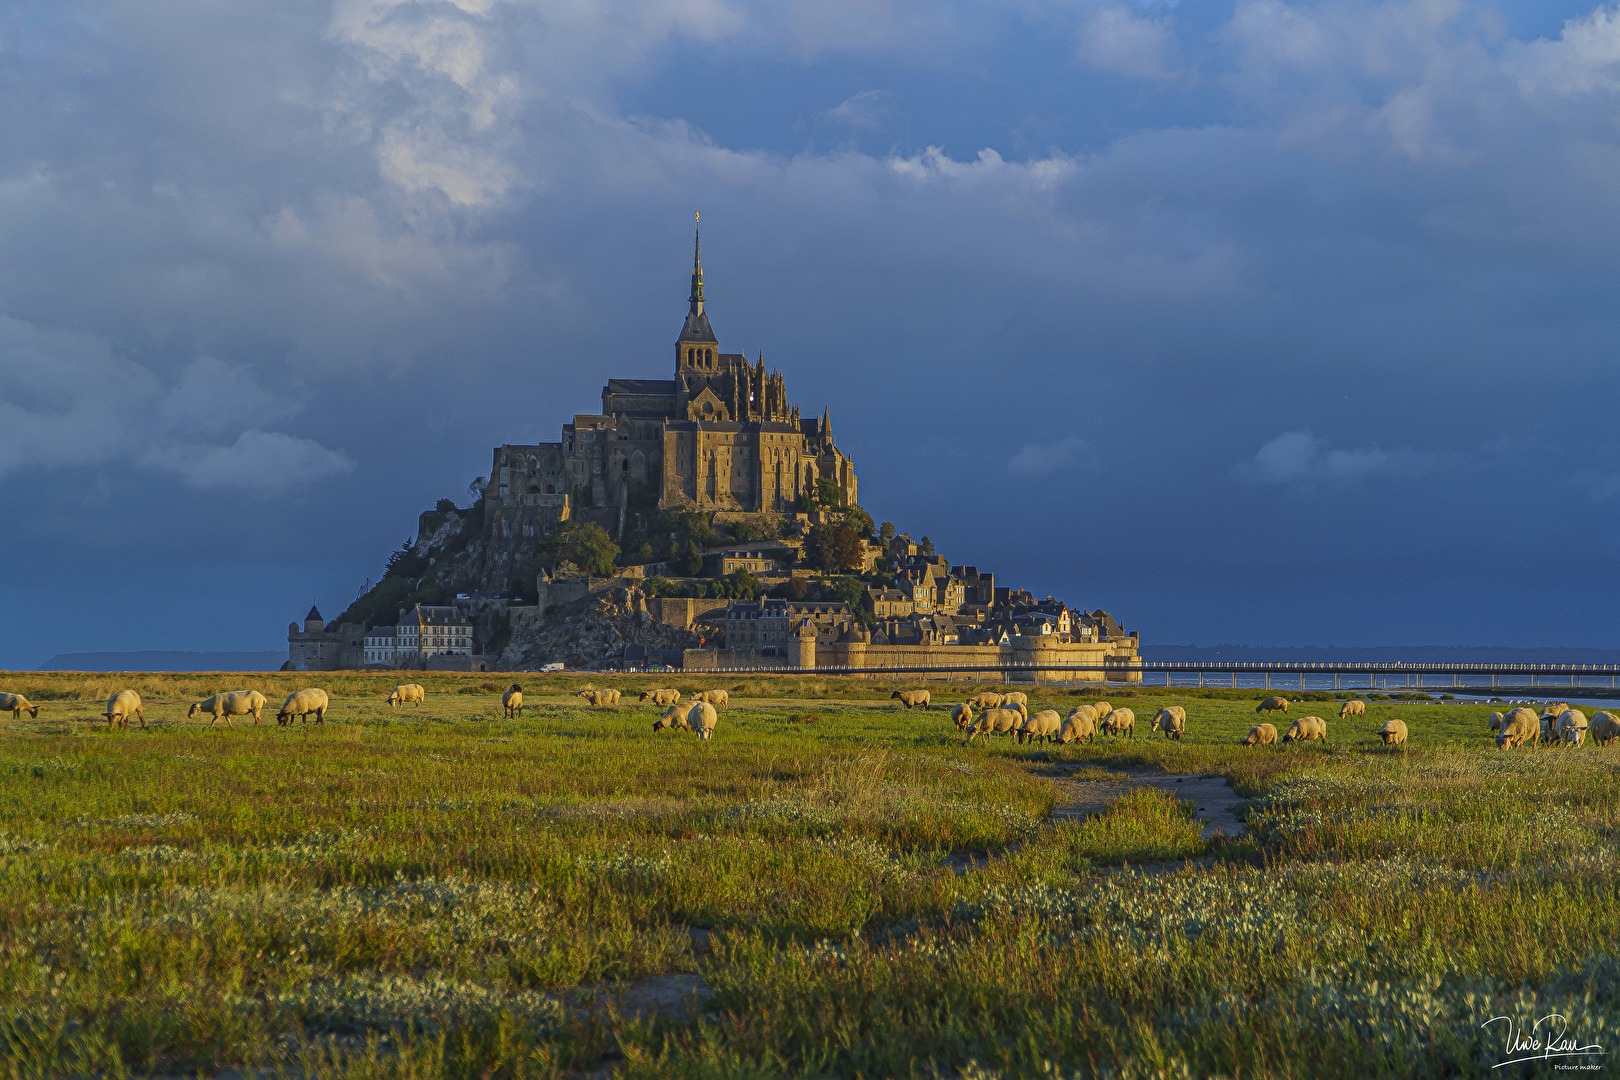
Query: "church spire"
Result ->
[[677, 210, 717, 347], [689, 211, 705, 316]]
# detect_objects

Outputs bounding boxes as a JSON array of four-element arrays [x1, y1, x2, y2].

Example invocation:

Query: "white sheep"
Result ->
[[653, 700, 718, 739], [1378, 718, 1407, 747], [502, 684, 525, 718], [1338, 700, 1366, 718], [1282, 715, 1327, 744], [104, 689, 146, 729], [641, 688, 681, 706], [1004, 700, 1029, 723], [1556, 708, 1589, 747], [890, 689, 931, 709], [1093, 700, 1112, 718], [387, 683, 426, 707], [1496, 707, 1540, 750], [1100, 707, 1135, 738], [577, 688, 621, 708], [966, 706, 1023, 742], [277, 688, 330, 726], [969, 691, 1005, 710], [1152, 706, 1187, 740], [0, 692, 40, 719], [1590, 711, 1620, 746], [1000, 691, 1028, 708], [1243, 722, 1278, 747], [1487, 711, 1505, 733], [187, 690, 266, 726], [950, 702, 976, 731], [1017, 709, 1063, 744], [1256, 696, 1290, 715], [1060, 705, 1098, 744], [694, 689, 729, 707]]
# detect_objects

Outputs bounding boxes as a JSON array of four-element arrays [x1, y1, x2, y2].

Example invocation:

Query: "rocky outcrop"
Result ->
[[500, 582, 701, 670]]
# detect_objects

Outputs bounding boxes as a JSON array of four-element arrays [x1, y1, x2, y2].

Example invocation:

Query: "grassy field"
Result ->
[[0, 671, 1615, 1077]]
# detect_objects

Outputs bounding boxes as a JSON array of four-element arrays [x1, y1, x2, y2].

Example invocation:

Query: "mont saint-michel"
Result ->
[[289, 224, 1141, 679]]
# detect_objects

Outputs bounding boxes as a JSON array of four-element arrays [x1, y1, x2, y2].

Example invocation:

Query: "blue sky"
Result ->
[[4, 0, 1620, 666]]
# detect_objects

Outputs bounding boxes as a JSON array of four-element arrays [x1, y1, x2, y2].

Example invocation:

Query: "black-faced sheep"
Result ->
[[1017, 709, 1062, 744], [1152, 706, 1187, 740], [502, 685, 524, 718], [104, 689, 145, 729], [1378, 718, 1407, 747], [277, 688, 329, 726], [1243, 722, 1278, 747], [1256, 696, 1290, 715], [890, 689, 931, 709], [1060, 705, 1098, 744], [1496, 707, 1539, 750], [1282, 715, 1327, 744], [966, 706, 1022, 742], [1101, 707, 1135, 738], [0, 693, 40, 719], [387, 683, 426, 707], [577, 689, 621, 708], [1338, 700, 1366, 718], [187, 690, 266, 726], [653, 701, 718, 739]]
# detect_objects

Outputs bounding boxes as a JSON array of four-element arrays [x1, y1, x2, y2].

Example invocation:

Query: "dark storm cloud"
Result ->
[[4, 0, 1620, 664]]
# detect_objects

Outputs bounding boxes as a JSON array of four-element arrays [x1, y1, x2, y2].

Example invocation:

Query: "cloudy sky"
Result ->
[[4, 0, 1620, 666]]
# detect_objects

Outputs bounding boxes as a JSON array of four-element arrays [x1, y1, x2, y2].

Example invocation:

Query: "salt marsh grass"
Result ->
[[0, 672, 1614, 1076]]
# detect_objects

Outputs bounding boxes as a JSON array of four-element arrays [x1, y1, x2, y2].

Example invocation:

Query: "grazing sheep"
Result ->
[[1060, 705, 1098, 745], [1243, 722, 1279, 747], [1590, 711, 1620, 746], [693, 689, 729, 707], [1338, 700, 1366, 718], [890, 689, 931, 710], [640, 688, 682, 707], [1152, 706, 1187, 740], [950, 702, 976, 731], [387, 683, 426, 707], [1093, 701, 1112, 718], [966, 706, 1023, 742], [1557, 708, 1589, 747], [187, 690, 266, 726], [502, 684, 524, 718], [1000, 691, 1028, 707], [969, 691, 1005, 710], [1004, 700, 1029, 723], [1282, 715, 1328, 744], [1017, 709, 1063, 744], [1496, 707, 1540, 750], [1256, 696, 1290, 715], [1487, 711, 1505, 733], [1101, 707, 1136, 738], [1378, 718, 1408, 747], [576, 689, 621, 708], [0, 693, 40, 719], [104, 689, 145, 729], [653, 701, 719, 739], [277, 688, 330, 726]]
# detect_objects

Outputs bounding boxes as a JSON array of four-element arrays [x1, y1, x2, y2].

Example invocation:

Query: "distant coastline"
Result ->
[[32, 651, 286, 672], [1145, 644, 1620, 665]]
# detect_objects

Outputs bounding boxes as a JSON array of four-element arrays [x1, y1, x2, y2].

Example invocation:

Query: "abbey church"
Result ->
[[485, 223, 858, 541]]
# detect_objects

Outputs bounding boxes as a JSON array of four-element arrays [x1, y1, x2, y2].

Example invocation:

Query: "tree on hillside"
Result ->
[[537, 521, 619, 577], [804, 521, 864, 574]]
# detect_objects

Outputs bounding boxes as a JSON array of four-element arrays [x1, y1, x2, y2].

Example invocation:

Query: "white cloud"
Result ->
[[1077, 6, 1179, 80], [1236, 430, 1446, 485], [1008, 435, 1098, 477], [143, 430, 355, 493], [821, 89, 898, 129]]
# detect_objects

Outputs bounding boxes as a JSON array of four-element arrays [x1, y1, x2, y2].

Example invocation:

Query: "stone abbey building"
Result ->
[[485, 223, 858, 542]]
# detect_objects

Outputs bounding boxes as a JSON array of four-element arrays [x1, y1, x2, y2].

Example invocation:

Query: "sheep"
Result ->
[[1243, 722, 1279, 747], [640, 688, 681, 706], [1000, 691, 1028, 708], [1101, 707, 1136, 738], [1004, 700, 1029, 723], [1378, 718, 1408, 747], [950, 702, 976, 731], [1093, 700, 1112, 718], [969, 691, 1005, 710], [104, 689, 146, 729], [1059, 705, 1098, 744], [576, 688, 621, 708], [1017, 709, 1063, 744], [1152, 705, 1187, 740], [1338, 700, 1366, 718], [966, 706, 1023, 742], [502, 684, 524, 718], [1487, 711, 1505, 732], [1556, 708, 1589, 747], [1496, 707, 1540, 750], [1590, 711, 1620, 746], [653, 701, 719, 739], [1256, 696, 1290, 715], [387, 683, 426, 707], [0, 693, 40, 719], [187, 690, 266, 726], [277, 688, 330, 726], [1282, 715, 1328, 744], [890, 689, 931, 709], [693, 689, 729, 707]]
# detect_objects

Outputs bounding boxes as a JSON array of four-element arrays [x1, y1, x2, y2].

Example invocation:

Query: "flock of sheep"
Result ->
[[0, 687, 332, 727], [1488, 703, 1620, 748]]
